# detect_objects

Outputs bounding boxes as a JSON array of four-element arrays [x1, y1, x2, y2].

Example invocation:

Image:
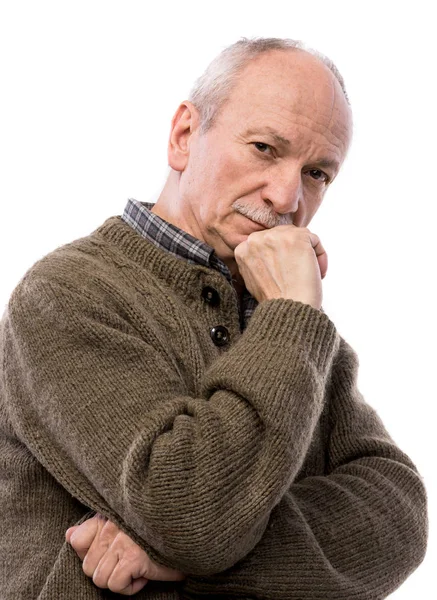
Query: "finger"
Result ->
[[145, 560, 186, 582], [106, 542, 185, 585], [105, 558, 148, 594], [91, 533, 152, 593], [319, 251, 328, 279], [69, 517, 102, 561], [308, 232, 328, 279], [82, 519, 119, 577], [115, 576, 149, 596], [92, 547, 120, 590], [65, 526, 79, 543], [129, 577, 149, 595]]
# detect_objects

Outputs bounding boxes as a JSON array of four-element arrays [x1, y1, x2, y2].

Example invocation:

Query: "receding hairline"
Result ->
[[228, 47, 348, 105], [188, 37, 351, 134], [238, 45, 341, 78]]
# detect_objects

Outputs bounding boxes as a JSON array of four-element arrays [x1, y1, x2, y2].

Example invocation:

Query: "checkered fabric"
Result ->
[[122, 198, 257, 328]]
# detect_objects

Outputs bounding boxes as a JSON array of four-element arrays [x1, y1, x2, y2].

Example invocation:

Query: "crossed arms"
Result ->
[[2, 275, 428, 598]]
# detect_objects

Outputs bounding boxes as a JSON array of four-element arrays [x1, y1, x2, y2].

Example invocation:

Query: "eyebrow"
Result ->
[[243, 126, 340, 173], [315, 158, 340, 172], [244, 127, 290, 147]]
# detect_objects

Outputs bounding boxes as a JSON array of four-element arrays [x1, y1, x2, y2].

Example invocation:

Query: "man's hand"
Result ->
[[66, 514, 186, 596], [234, 224, 327, 309]]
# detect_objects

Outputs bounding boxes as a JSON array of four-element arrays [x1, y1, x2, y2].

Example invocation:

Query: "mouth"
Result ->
[[235, 210, 269, 230], [251, 218, 269, 229], [245, 216, 269, 230]]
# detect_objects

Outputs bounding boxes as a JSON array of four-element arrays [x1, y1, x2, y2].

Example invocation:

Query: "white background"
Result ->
[[0, 1, 435, 597]]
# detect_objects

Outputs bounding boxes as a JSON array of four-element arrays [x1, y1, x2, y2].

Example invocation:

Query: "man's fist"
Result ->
[[66, 514, 185, 596], [234, 224, 327, 309]]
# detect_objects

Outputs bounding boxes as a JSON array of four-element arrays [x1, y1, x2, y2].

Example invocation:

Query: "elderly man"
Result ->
[[0, 37, 428, 599]]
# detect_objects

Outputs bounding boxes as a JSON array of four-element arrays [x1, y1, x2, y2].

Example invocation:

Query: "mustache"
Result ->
[[232, 200, 293, 229]]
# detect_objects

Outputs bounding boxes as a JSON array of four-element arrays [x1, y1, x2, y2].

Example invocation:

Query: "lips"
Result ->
[[236, 210, 269, 229], [249, 217, 268, 229], [243, 215, 267, 229]]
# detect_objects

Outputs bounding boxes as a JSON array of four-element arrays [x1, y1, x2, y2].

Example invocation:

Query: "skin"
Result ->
[[66, 517, 184, 595], [154, 49, 352, 279], [66, 48, 353, 593]]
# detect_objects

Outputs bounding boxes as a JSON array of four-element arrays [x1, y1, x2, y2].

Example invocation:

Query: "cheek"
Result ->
[[305, 187, 325, 220], [209, 149, 248, 188], [294, 179, 321, 224], [202, 152, 257, 213]]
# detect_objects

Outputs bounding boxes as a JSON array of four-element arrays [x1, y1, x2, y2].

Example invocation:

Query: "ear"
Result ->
[[168, 101, 200, 172]]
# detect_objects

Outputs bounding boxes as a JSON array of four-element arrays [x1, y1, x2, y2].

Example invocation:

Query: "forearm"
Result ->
[[126, 299, 339, 572], [183, 338, 428, 599], [5, 278, 340, 574], [184, 459, 427, 599], [70, 443, 427, 600]]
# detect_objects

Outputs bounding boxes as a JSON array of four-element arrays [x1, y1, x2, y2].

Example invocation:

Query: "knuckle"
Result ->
[[248, 231, 262, 243], [102, 519, 118, 534], [234, 242, 246, 258], [70, 532, 88, 553], [112, 532, 133, 554], [293, 229, 308, 240], [100, 526, 117, 546], [124, 544, 143, 563], [69, 538, 80, 552], [294, 226, 309, 238]]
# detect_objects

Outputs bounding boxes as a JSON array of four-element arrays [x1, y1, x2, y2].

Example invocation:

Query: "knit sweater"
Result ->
[[0, 215, 428, 599]]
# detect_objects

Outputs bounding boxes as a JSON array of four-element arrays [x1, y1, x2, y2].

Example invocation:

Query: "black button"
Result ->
[[210, 325, 229, 347], [201, 286, 220, 307]]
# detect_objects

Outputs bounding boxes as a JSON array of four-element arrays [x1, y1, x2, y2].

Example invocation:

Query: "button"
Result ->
[[201, 286, 220, 307], [210, 325, 229, 347]]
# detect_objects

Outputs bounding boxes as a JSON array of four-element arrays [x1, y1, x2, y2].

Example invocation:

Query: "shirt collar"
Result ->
[[121, 198, 233, 282], [121, 198, 258, 328]]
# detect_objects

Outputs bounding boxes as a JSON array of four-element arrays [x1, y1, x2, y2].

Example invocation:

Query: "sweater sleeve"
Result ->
[[2, 276, 340, 575], [182, 338, 428, 599]]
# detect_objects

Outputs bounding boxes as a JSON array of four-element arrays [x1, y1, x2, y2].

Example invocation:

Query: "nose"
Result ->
[[262, 165, 303, 217]]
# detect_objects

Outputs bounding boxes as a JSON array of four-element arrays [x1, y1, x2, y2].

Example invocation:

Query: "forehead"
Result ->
[[217, 49, 352, 153]]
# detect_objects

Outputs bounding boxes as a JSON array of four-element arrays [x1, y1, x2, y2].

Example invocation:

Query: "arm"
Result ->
[[183, 337, 428, 598], [2, 275, 339, 575], [70, 338, 428, 599]]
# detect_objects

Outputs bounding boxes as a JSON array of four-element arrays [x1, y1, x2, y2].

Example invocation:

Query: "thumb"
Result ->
[[66, 517, 102, 561]]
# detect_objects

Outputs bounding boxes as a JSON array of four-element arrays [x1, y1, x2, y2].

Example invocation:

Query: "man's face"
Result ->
[[176, 50, 353, 263]]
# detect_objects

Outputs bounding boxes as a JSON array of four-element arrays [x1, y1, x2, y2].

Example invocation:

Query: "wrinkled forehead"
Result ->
[[221, 49, 352, 144]]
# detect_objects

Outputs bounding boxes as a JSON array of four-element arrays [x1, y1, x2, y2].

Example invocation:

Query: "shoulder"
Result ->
[[7, 216, 160, 311], [13, 217, 121, 286]]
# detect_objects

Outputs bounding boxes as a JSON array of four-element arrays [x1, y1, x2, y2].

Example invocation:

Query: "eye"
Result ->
[[306, 169, 329, 183], [253, 142, 274, 156]]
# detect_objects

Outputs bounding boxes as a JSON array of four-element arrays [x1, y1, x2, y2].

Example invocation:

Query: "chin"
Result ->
[[210, 232, 245, 262], [227, 232, 252, 252]]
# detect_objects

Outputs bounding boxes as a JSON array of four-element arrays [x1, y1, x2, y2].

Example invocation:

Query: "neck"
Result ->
[[153, 169, 244, 293], [151, 169, 189, 229]]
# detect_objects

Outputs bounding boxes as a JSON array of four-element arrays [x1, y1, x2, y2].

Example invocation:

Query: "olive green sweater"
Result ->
[[0, 216, 428, 599]]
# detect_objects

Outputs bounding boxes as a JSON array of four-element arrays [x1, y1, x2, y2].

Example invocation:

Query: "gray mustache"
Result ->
[[232, 201, 293, 229]]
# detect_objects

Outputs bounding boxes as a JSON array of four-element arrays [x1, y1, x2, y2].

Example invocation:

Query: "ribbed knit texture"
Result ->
[[0, 216, 428, 599]]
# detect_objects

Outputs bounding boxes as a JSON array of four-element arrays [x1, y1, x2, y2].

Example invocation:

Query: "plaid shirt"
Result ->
[[122, 198, 258, 329]]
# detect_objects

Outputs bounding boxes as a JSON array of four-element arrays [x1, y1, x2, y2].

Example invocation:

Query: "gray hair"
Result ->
[[188, 37, 350, 133]]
